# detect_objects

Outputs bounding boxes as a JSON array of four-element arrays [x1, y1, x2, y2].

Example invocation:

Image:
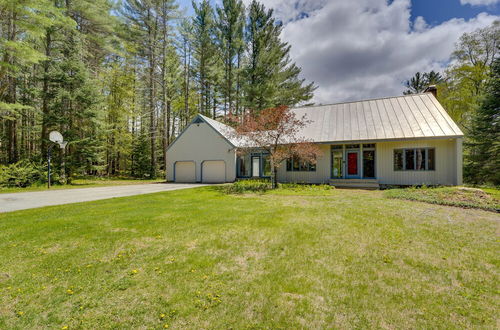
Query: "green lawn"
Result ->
[[0, 178, 164, 194], [0, 187, 498, 328], [385, 186, 500, 212]]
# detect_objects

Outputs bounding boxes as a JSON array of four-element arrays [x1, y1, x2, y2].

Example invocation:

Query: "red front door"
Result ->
[[347, 151, 358, 176]]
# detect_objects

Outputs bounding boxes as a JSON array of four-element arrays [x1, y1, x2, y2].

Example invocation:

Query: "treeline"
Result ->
[[404, 21, 499, 185], [0, 0, 315, 182]]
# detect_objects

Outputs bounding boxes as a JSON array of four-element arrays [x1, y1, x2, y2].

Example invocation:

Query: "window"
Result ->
[[286, 157, 316, 172], [394, 148, 435, 171], [262, 154, 272, 177], [331, 150, 343, 178], [405, 149, 415, 170], [331, 145, 343, 150], [363, 144, 375, 149], [237, 154, 251, 177], [345, 144, 360, 149], [394, 150, 403, 170], [428, 148, 435, 170], [363, 150, 375, 178], [415, 148, 425, 170]]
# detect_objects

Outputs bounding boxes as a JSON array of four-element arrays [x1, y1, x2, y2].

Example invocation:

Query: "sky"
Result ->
[[179, 0, 499, 104]]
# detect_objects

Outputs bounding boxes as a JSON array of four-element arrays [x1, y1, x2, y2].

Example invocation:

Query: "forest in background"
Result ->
[[403, 21, 499, 185], [0, 0, 498, 186], [0, 0, 315, 184]]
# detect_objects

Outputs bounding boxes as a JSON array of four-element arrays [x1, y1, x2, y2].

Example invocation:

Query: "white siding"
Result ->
[[166, 122, 236, 182], [376, 138, 460, 185]]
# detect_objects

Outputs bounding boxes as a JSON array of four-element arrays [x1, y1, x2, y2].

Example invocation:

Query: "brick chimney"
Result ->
[[424, 85, 437, 98]]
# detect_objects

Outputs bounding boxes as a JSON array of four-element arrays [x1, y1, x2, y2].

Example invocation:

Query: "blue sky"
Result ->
[[410, 0, 499, 25], [179, 0, 499, 103], [180, 0, 500, 24]]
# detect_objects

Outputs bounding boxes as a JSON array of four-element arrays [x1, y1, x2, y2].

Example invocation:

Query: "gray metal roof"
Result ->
[[195, 93, 463, 147], [292, 93, 463, 143], [198, 114, 243, 146]]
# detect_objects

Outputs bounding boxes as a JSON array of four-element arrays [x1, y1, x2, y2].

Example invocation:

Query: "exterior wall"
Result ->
[[166, 122, 236, 182], [274, 138, 462, 186], [376, 138, 461, 186], [276, 144, 331, 184]]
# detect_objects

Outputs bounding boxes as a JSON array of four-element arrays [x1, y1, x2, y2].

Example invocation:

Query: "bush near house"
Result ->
[[385, 186, 500, 212], [224, 179, 335, 194]]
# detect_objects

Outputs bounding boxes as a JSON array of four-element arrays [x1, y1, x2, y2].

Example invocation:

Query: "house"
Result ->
[[165, 90, 463, 188]]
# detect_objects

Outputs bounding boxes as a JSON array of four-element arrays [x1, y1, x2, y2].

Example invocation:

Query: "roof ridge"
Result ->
[[292, 93, 432, 110]]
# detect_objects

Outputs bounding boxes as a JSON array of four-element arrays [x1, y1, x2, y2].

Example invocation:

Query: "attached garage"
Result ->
[[202, 160, 226, 183], [166, 114, 238, 183], [174, 161, 196, 182]]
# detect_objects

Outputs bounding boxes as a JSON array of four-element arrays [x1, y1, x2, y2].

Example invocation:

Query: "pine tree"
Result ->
[[244, 0, 315, 112], [121, 0, 162, 179], [178, 18, 194, 127], [192, 0, 219, 117], [0, 0, 69, 163], [216, 0, 245, 116], [466, 58, 500, 185]]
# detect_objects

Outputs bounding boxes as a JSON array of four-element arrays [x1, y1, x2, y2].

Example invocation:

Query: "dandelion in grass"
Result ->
[[160, 313, 165, 319], [66, 289, 74, 295], [131, 269, 138, 275], [61, 326, 68, 329], [163, 324, 169, 328], [16, 311, 24, 317]]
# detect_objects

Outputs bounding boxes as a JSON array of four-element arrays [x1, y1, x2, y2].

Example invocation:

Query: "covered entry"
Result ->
[[174, 161, 196, 182], [202, 160, 226, 183]]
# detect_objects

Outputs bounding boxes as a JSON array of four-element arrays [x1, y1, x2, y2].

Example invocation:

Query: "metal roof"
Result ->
[[185, 93, 463, 148], [291, 93, 463, 143], [198, 114, 241, 146]]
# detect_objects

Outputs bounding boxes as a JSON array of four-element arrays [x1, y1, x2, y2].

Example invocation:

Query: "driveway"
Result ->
[[0, 183, 209, 213]]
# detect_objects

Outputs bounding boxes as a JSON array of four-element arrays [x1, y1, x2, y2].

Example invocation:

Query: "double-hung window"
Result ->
[[394, 148, 435, 171]]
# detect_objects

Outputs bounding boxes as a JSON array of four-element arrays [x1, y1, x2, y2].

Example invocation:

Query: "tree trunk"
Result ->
[[148, 13, 157, 179], [41, 30, 52, 154], [272, 165, 278, 189]]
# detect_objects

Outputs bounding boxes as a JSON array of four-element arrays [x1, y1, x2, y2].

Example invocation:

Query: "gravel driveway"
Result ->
[[0, 183, 208, 213]]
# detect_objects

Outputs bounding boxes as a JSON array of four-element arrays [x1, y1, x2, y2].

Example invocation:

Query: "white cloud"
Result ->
[[460, 0, 500, 6], [256, 0, 498, 103]]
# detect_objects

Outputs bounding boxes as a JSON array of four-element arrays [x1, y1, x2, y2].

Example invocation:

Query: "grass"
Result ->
[[0, 186, 498, 328], [385, 186, 500, 212], [0, 177, 164, 194]]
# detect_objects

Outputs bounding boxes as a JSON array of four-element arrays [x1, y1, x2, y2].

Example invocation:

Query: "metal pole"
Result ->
[[47, 145, 52, 189]]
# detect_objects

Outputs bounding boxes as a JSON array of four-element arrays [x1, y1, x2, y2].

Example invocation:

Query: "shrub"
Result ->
[[0, 160, 46, 188], [279, 182, 334, 191], [224, 179, 272, 194], [224, 180, 334, 194]]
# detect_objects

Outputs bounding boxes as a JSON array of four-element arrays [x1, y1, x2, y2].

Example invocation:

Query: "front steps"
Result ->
[[329, 179, 380, 189]]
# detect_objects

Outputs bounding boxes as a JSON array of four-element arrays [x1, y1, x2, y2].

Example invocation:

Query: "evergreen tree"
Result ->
[[192, 0, 219, 117], [244, 0, 315, 112], [403, 71, 443, 95], [466, 58, 500, 185], [0, 0, 69, 163], [216, 0, 245, 116]]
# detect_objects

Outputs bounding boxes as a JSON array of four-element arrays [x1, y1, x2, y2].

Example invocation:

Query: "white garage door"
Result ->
[[175, 161, 196, 182], [202, 161, 226, 183]]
